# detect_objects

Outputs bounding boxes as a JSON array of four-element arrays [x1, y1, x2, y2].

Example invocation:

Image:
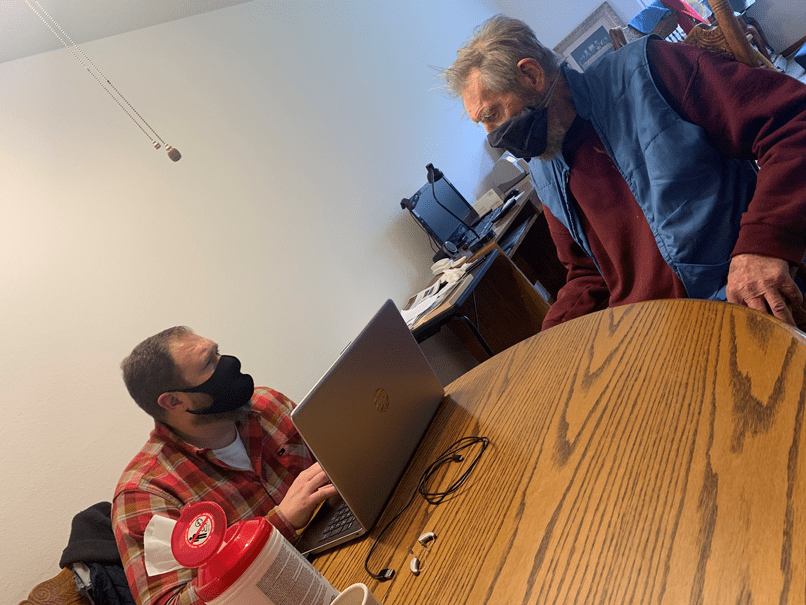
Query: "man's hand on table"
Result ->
[[727, 253, 802, 326]]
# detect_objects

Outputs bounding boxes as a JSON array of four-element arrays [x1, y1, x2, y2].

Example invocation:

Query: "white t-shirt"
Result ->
[[212, 434, 253, 471]]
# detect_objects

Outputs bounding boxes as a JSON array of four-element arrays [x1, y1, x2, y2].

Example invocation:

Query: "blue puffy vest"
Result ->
[[529, 36, 757, 300]]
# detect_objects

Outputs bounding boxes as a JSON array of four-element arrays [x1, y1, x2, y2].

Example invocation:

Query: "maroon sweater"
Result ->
[[542, 39, 806, 329]]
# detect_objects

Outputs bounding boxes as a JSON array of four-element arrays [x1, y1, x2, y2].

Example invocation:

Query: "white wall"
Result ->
[[2, 1, 506, 600], [745, 0, 805, 53]]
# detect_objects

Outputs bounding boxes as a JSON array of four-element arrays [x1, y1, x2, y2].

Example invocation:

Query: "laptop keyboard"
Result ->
[[320, 500, 358, 541]]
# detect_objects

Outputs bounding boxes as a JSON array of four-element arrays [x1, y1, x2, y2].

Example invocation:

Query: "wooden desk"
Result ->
[[408, 178, 565, 361], [314, 299, 806, 604], [409, 247, 551, 360]]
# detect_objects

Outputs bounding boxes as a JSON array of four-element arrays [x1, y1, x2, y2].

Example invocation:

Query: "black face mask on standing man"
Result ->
[[178, 354, 255, 415], [485, 70, 561, 161]]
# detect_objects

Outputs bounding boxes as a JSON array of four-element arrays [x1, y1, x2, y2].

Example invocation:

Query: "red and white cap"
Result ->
[[171, 501, 274, 602]]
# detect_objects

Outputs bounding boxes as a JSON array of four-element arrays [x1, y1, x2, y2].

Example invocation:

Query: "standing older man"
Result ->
[[113, 327, 336, 605], [442, 15, 806, 329]]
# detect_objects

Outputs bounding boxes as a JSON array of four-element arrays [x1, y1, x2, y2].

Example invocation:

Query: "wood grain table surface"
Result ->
[[313, 299, 806, 604]]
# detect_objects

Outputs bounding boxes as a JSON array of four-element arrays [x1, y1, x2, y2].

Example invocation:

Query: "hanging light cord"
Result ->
[[25, 0, 181, 161]]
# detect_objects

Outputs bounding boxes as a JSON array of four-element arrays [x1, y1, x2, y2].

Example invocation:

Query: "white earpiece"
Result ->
[[410, 531, 436, 574]]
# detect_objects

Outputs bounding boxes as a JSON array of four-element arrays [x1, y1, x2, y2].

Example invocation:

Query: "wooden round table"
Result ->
[[315, 299, 806, 604]]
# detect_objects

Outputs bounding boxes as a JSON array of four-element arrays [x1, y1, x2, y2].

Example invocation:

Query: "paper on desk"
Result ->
[[401, 296, 440, 325], [401, 280, 457, 326], [401, 262, 477, 327], [472, 188, 503, 216], [411, 281, 441, 308]]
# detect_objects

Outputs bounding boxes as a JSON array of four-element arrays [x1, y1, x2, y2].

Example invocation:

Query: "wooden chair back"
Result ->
[[18, 568, 91, 605], [610, 0, 775, 69], [684, 0, 774, 67]]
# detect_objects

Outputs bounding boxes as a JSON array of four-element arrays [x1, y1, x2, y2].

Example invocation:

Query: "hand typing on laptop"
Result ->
[[278, 462, 339, 529]]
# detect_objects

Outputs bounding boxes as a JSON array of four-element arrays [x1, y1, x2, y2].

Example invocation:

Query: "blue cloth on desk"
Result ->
[[628, 1, 674, 34]]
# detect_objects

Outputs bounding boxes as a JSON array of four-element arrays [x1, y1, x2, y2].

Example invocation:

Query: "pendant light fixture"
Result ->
[[25, 0, 182, 162]]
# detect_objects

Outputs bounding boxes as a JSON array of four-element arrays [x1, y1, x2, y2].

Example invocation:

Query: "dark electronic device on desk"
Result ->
[[401, 164, 498, 260], [494, 188, 520, 222]]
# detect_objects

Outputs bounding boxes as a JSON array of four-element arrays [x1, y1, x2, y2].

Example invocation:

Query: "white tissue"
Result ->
[[439, 267, 466, 284], [144, 514, 185, 576]]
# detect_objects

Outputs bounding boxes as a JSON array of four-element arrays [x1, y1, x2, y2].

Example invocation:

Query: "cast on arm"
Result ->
[[542, 207, 610, 330]]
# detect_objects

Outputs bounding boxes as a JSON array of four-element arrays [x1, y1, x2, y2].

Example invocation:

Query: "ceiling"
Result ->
[[0, 0, 252, 64]]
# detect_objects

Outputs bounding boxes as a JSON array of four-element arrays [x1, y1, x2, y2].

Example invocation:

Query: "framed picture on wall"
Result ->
[[553, 2, 625, 72]]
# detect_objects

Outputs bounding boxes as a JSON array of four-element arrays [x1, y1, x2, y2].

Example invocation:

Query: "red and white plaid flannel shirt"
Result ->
[[112, 387, 314, 605]]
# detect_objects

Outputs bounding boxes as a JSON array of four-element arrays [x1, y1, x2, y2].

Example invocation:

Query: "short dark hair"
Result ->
[[121, 326, 193, 420]]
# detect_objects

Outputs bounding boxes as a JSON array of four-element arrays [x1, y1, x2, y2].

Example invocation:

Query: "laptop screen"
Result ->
[[407, 176, 480, 246]]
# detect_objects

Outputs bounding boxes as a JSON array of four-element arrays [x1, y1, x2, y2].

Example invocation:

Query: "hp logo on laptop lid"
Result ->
[[374, 388, 390, 413]]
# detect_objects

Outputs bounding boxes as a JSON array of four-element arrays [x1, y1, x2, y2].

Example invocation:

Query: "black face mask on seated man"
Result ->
[[486, 71, 561, 161], [178, 354, 255, 415]]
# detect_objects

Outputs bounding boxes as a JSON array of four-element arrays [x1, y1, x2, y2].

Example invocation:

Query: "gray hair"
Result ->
[[121, 326, 193, 420], [442, 14, 561, 99]]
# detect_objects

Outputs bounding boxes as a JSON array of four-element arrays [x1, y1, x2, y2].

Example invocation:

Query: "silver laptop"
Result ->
[[291, 299, 445, 556]]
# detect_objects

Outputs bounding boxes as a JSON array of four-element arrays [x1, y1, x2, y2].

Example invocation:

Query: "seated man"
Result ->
[[112, 327, 337, 605], [442, 15, 806, 330]]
